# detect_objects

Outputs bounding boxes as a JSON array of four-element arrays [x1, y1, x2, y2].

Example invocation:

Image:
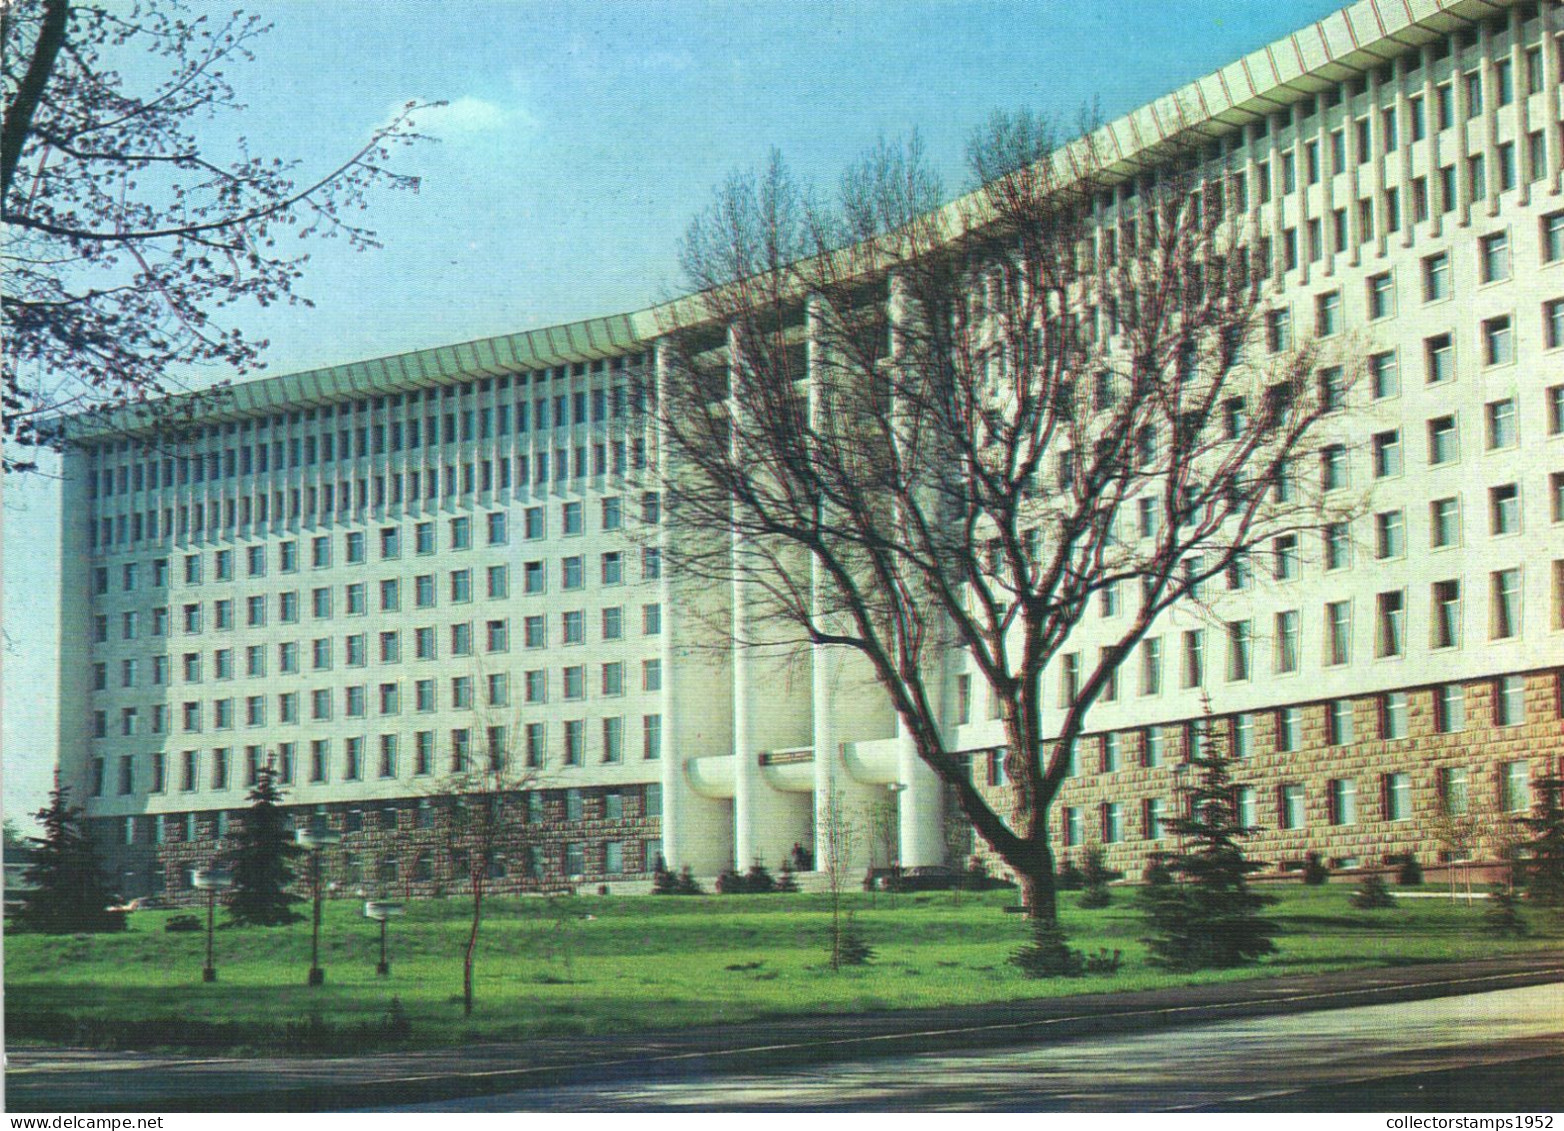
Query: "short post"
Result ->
[[296, 823, 342, 986], [364, 900, 404, 976], [190, 867, 233, 983]]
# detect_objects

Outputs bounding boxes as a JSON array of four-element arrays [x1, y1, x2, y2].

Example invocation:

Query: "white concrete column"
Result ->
[[1543, 0, 1562, 195], [1423, 44, 1443, 241], [727, 323, 812, 871], [1480, 20, 1502, 218], [1454, 31, 1475, 227], [653, 337, 734, 874], [896, 724, 946, 868]]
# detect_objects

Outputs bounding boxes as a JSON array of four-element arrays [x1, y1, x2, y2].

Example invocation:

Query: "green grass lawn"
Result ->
[[5, 885, 1557, 1052]]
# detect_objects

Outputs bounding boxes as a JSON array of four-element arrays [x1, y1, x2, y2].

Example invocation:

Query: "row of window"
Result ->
[[1045, 559, 1551, 697], [92, 714, 665, 797], [1292, 224, 1564, 337], [972, 676, 1543, 767], [91, 570, 664, 649], [1094, 573, 1538, 693], [121, 782, 660, 841], [87, 353, 649, 487], [94, 612, 662, 698], [87, 450, 659, 551], [1060, 759, 1534, 848], [96, 498, 660, 588], [91, 657, 665, 737]]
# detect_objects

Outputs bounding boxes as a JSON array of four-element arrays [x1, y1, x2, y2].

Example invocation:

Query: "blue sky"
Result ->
[[2, 0, 1344, 826]]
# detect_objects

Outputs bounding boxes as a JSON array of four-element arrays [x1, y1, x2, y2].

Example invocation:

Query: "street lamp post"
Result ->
[[364, 900, 404, 976], [190, 867, 233, 983], [296, 824, 342, 986]]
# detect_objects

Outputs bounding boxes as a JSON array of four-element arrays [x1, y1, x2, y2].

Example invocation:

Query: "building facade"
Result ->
[[60, 0, 1564, 898]]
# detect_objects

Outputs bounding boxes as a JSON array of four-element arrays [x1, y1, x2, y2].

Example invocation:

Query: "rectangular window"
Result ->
[[1480, 232, 1510, 283], [1316, 291, 1342, 337], [1427, 416, 1458, 465], [1376, 591, 1405, 657], [1490, 484, 1520, 535], [1544, 211, 1564, 263], [1320, 444, 1347, 491], [1439, 684, 1467, 733], [1275, 610, 1299, 674], [1226, 620, 1251, 682], [1384, 771, 1411, 820], [1430, 498, 1460, 549], [1182, 629, 1204, 689], [1231, 713, 1254, 760], [1369, 352, 1398, 399], [1491, 568, 1521, 639], [1495, 675, 1526, 727], [1140, 638, 1161, 696], [1425, 333, 1454, 384], [1483, 316, 1514, 367], [1372, 430, 1402, 478], [1280, 783, 1306, 829], [1100, 802, 1122, 845], [1430, 579, 1462, 650], [1502, 761, 1531, 813], [1367, 274, 1393, 321], [1441, 765, 1469, 816], [1325, 601, 1351, 666], [1142, 725, 1163, 768], [1324, 521, 1351, 570], [1423, 252, 1450, 301], [1329, 777, 1357, 825], [1375, 510, 1405, 559]]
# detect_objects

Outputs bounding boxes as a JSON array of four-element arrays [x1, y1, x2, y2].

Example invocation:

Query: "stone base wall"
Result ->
[[93, 783, 662, 906], [971, 668, 1564, 883]]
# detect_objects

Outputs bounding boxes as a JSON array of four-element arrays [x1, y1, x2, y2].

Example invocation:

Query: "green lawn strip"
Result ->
[[5, 887, 1555, 1052]]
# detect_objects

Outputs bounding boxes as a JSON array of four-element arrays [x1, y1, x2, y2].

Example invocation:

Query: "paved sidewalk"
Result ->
[[8, 951, 1564, 1113]]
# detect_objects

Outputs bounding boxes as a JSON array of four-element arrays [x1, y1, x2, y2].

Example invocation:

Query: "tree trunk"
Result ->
[[1, 0, 69, 202], [1013, 863, 1063, 926]]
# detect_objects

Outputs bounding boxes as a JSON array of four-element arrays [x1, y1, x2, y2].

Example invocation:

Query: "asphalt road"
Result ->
[[374, 982, 1564, 1112]]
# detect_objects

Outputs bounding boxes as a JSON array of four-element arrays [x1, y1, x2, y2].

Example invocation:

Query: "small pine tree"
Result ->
[[1143, 852, 1174, 886], [1484, 884, 1528, 936], [1396, 854, 1424, 886], [775, 858, 801, 892], [1056, 859, 1084, 891], [1517, 774, 1564, 909], [834, 911, 874, 966], [1009, 920, 1084, 978], [715, 866, 746, 894], [651, 857, 679, 895], [1301, 851, 1330, 885], [1140, 735, 1278, 970], [1350, 872, 1397, 910], [226, 763, 304, 926], [16, 782, 123, 933], [744, 860, 776, 893], [1078, 845, 1114, 909], [675, 865, 703, 895]]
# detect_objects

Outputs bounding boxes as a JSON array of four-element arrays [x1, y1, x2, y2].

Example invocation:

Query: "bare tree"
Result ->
[[1431, 799, 1480, 905], [433, 671, 539, 1017], [818, 785, 860, 970], [2, 0, 439, 467], [655, 112, 1348, 930]]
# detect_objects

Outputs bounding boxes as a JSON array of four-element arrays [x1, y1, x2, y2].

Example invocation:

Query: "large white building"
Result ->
[[60, 0, 1564, 897]]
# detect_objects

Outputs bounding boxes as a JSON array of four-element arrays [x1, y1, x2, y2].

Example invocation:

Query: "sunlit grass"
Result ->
[[5, 884, 1555, 1051]]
